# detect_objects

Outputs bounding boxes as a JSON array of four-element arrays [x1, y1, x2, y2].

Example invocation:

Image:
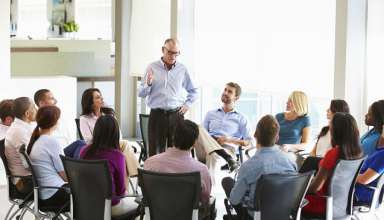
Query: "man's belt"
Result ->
[[151, 107, 180, 114]]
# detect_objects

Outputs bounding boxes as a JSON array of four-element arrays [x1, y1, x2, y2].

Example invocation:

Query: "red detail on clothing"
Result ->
[[303, 147, 340, 215]]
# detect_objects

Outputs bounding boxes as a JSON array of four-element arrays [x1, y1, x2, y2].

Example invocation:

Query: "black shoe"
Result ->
[[227, 159, 239, 172]]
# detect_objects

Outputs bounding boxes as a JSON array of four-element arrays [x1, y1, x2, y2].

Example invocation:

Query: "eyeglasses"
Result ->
[[163, 47, 180, 56]]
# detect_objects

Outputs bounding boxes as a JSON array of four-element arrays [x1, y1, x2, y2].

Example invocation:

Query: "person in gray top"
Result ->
[[223, 114, 297, 218]]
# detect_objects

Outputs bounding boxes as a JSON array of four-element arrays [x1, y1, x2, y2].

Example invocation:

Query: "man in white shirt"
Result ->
[[0, 99, 14, 140], [34, 89, 74, 147], [4, 97, 36, 194]]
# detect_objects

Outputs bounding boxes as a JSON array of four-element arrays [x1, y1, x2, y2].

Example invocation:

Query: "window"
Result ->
[[195, 0, 336, 143], [75, 0, 112, 39]]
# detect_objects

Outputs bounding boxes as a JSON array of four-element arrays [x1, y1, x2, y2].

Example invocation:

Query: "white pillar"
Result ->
[[115, 0, 136, 138], [334, 0, 368, 129], [0, 0, 10, 88]]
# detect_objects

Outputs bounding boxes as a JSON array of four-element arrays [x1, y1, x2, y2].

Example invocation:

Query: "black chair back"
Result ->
[[60, 155, 112, 220], [138, 168, 201, 220], [328, 158, 365, 218], [19, 145, 39, 187], [255, 171, 314, 220], [75, 118, 84, 140], [0, 139, 12, 176], [139, 114, 149, 161]]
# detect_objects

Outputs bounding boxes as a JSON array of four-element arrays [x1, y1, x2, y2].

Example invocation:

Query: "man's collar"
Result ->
[[218, 107, 237, 113], [160, 57, 176, 70]]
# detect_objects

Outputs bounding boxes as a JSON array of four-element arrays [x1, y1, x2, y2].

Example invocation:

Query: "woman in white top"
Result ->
[[28, 105, 69, 210], [79, 88, 139, 177], [310, 99, 350, 157]]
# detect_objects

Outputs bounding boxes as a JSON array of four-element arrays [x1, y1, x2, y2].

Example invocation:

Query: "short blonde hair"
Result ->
[[289, 91, 308, 116]]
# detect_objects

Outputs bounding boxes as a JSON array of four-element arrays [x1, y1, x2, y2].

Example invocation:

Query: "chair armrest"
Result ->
[[113, 193, 139, 200]]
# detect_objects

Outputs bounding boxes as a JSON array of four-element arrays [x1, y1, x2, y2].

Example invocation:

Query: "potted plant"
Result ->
[[62, 21, 79, 38]]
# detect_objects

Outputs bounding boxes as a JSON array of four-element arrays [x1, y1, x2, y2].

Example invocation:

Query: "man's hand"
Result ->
[[216, 136, 230, 145], [146, 68, 154, 86], [280, 144, 291, 152], [178, 105, 189, 115]]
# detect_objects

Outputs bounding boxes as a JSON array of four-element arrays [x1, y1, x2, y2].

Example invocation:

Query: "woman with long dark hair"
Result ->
[[302, 113, 363, 216], [78, 88, 139, 177], [309, 99, 350, 157], [28, 106, 69, 209], [360, 100, 384, 156], [80, 115, 138, 216]]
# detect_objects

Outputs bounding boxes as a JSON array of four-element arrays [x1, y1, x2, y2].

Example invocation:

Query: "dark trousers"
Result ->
[[39, 184, 70, 212], [222, 177, 253, 220], [148, 108, 184, 157]]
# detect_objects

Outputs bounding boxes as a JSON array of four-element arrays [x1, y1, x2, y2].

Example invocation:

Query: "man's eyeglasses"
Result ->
[[163, 47, 180, 56]]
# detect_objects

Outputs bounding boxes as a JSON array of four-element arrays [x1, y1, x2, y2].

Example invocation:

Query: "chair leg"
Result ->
[[5, 203, 16, 220]]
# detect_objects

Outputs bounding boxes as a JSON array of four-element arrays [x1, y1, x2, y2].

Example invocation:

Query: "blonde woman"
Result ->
[[275, 91, 310, 152]]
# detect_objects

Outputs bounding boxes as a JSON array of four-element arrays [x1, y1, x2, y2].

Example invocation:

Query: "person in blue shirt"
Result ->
[[222, 114, 297, 219], [194, 82, 252, 172], [138, 38, 198, 157], [360, 100, 384, 156], [276, 91, 311, 152], [355, 148, 384, 204]]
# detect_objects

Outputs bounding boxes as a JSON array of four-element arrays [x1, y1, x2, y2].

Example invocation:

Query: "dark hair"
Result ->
[[34, 89, 50, 107], [82, 115, 120, 158], [0, 99, 15, 122], [370, 100, 384, 133], [317, 99, 350, 139], [13, 97, 33, 120], [81, 88, 101, 116], [226, 82, 242, 97], [173, 120, 199, 150], [27, 106, 61, 154], [330, 113, 362, 160], [255, 115, 280, 147]]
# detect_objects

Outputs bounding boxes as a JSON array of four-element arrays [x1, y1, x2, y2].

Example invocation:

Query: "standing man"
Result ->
[[139, 38, 198, 157]]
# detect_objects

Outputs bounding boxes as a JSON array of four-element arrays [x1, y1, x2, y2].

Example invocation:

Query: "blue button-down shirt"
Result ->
[[203, 108, 252, 141], [138, 59, 198, 110], [229, 146, 297, 215]]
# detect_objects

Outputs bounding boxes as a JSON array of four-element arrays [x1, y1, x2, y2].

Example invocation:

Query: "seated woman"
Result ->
[[355, 147, 384, 205], [27, 106, 69, 210], [80, 115, 138, 217], [79, 88, 139, 176], [276, 91, 311, 152], [302, 113, 363, 216], [361, 100, 384, 156], [300, 100, 350, 173], [310, 99, 350, 157]]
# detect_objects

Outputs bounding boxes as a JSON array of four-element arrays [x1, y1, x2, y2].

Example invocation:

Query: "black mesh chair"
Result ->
[[0, 139, 34, 220], [60, 155, 141, 220], [137, 114, 149, 163], [302, 158, 365, 220], [19, 145, 70, 219], [138, 168, 201, 220], [253, 172, 314, 220], [354, 174, 384, 219], [74, 118, 84, 140]]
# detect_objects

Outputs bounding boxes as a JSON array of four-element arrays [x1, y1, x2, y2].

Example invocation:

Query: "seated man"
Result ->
[[0, 99, 15, 139], [34, 89, 75, 147], [5, 97, 37, 195], [144, 119, 212, 217], [194, 82, 253, 172], [223, 115, 297, 218]]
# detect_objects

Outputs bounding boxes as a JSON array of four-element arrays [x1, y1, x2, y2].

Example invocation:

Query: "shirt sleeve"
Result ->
[[368, 151, 384, 174], [302, 115, 311, 128], [138, 65, 153, 98], [239, 116, 252, 141], [114, 153, 127, 196], [50, 139, 65, 172], [229, 166, 249, 205], [319, 148, 339, 170], [79, 116, 93, 145], [182, 69, 198, 107], [200, 166, 212, 204]]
